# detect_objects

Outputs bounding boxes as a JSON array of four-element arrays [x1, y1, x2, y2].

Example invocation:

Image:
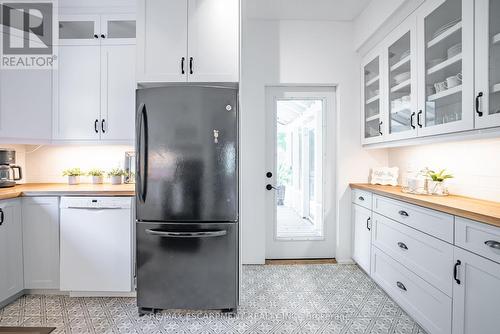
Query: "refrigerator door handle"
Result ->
[[137, 103, 148, 202], [145, 229, 227, 238]]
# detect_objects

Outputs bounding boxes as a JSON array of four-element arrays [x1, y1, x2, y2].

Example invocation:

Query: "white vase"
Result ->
[[428, 180, 448, 196], [110, 175, 122, 185], [68, 176, 80, 185], [92, 176, 103, 184]]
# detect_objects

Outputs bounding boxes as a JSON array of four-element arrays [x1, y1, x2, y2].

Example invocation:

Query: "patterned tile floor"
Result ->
[[0, 264, 426, 333]]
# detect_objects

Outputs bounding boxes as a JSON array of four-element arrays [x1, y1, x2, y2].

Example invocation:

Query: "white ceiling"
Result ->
[[245, 0, 372, 21]]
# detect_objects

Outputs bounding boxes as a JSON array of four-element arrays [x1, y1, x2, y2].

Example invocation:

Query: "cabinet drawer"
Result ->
[[373, 195, 454, 243], [371, 247, 452, 334], [352, 189, 372, 210], [455, 217, 500, 264], [372, 213, 454, 296]]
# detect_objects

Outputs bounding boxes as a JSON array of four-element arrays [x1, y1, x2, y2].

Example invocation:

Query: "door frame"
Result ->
[[265, 86, 336, 260]]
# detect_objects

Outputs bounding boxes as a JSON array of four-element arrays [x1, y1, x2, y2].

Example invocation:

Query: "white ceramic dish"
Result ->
[[428, 58, 445, 68], [433, 18, 460, 39], [394, 72, 410, 84], [447, 43, 462, 58]]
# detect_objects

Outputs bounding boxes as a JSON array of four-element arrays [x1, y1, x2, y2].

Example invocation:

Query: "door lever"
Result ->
[[266, 184, 277, 191]]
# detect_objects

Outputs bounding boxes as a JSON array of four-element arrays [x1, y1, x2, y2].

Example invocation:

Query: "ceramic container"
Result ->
[[68, 176, 80, 185], [110, 175, 122, 185], [92, 176, 103, 184]]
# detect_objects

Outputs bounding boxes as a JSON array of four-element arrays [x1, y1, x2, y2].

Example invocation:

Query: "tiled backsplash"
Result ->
[[2, 145, 134, 183], [388, 138, 500, 202]]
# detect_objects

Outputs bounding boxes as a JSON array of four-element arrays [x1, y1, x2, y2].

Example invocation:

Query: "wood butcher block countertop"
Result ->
[[0, 183, 135, 200], [350, 183, 500, 228]]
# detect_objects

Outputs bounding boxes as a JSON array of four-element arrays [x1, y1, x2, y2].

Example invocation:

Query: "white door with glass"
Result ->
[[265, 87, 336, 259]]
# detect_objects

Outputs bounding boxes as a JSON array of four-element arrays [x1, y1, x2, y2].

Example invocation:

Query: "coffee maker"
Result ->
[[0, 149, 22, 188]]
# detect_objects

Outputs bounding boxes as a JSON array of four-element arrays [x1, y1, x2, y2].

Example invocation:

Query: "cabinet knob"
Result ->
[[94, 34, 99, 39], [101, 34, 106, 38]]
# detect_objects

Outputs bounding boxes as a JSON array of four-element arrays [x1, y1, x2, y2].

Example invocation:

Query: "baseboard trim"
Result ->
[[0, 290, 24, 309], [265, 258, 337, 265]]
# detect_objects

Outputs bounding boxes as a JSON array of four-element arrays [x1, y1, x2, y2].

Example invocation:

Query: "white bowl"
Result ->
[[447, 43, 462, 58]]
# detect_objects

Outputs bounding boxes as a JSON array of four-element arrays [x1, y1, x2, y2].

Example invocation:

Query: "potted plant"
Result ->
[[426, 169, 453, 196], [62, 168, 83, 185], [108, 168, 126, 185], [88, 168, 105, 184]]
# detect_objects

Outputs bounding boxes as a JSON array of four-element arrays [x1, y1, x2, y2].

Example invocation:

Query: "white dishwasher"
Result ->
[[60, 197, 133, 293]]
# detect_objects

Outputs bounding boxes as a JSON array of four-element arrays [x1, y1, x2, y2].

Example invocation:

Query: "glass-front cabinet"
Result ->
[[384, 17, 418, 141], [474, 0, 500, 129], [362, 54, 384, 144], [417, 0, 474, 136]]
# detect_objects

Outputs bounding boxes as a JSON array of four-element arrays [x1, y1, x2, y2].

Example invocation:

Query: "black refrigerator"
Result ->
[[135, 85, 238, 315]]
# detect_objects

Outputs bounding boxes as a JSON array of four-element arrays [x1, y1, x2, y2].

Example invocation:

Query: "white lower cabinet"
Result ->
[[371, 247, 452, 334], [22, 197, 60, 289], [0, 200, 23, 302], [352, 203, 372, 274], [452, 246, 500, 334]]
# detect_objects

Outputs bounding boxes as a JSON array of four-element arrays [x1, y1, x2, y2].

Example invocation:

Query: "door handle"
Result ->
[[396, 281, 407, 291], [378, 121, 383, 136], [397, 242, 408, 250], [358, 196, 365, 201], [101, 119, 106, 133], [410, 112, 416, 129], [100, 34, 106, 38], [145, 229, 227, 238], [94, 119, 99, 133], [476, 92, 483, 117], [454, 260, 461, 284], [137, 104, 148, 202], [181, 57, 185, 74], [189, 57, 194, 74], [417, 110, 423, 128], [266, 184, 277, 191], [366, 217, 371, 231], [398, 210, 409, 217], [485, 240, 500, 250], [0, 208, 4, 225]]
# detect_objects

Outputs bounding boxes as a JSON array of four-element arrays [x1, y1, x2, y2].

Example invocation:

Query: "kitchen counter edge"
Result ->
[[0, 183, 135, 200], [350, 183, 500, 228]]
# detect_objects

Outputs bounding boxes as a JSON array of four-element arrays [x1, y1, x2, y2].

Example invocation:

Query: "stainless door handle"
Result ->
[[485, 240, 500, 250], [145, 229, 227, 238]]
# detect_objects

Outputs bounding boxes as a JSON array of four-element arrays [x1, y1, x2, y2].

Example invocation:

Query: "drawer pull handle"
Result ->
[[485, 240, 500, 250], [358, 196, 365, 201], [366, 217, 371, 231], [398, 210, 409, 217], [454, 260, 461, 285], [397, 242, 408, 250], [396, 281, 407, 291]]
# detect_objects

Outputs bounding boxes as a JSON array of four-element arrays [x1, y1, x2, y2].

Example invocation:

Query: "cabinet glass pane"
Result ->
[[388, 32, 412, 134], [489, 0, 500, 116], [107, 20, 136, 39], [364, 57, 381, 139], [424, 0, 462, 127], [59, 21, 95, 39]]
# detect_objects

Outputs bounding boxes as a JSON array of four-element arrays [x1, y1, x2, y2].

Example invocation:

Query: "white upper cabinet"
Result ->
[[54, 13, 136, 142], [362, 51, 385, 144], [416, 0, 474, 137], [474, 0, 500, 129], [384, 16, 418, 141], [137, 0, 188, 82], [137, 0, 239, 83], [187, 0, 239, 82]]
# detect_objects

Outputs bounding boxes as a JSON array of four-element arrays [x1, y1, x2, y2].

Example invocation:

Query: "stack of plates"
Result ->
[[394, 72, 410, 85], [447, 43, 462, 58], [428, 57, 445, 68], [400, 50, 410, 60], [432, 18, 460, 39]]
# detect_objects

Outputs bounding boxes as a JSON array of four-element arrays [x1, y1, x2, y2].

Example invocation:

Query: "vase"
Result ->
[[428, 180, 448, 196], [68, 176, 80, 185], [110, 175, 122, 185], [92, 176, 103, 184]]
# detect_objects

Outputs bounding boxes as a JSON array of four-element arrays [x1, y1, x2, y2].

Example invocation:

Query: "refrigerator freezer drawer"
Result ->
[[136, 222, 238, 310]]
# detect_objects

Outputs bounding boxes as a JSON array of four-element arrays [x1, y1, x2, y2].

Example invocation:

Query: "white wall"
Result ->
[[388, 138, 500, 202], [240, 10, 387, 263]]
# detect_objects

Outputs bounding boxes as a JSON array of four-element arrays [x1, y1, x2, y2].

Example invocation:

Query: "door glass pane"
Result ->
[[364, 57, 381, 138], [388, 31, 412, 134], [424, 0, 462, 127], [107, 20, 136, 39], [275, 99, 323, 239], [489, 0, 500, 116], [59, 21, 95, 39]]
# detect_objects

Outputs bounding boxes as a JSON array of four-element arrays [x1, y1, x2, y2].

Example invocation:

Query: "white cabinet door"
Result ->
[[22, 197, 59, 290], [100, 44, 136, 142], [0, 200, 23, 302], [53, 45, 101, 140], [474, 0, 500, 129], [452, 247, 500, 334], [187, 0, 239, 82], [416, 0, 474, 137], [361, 50, 386, 145], [383, 16, 419, 141], [137, 0, 188, 82], [100, 14, 136, 46], [58, 14, 100, 46], [352, 203, 372, 274]]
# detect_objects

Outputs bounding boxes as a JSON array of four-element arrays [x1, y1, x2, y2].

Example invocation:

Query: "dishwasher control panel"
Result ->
[[60, 197, 132, 209]]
